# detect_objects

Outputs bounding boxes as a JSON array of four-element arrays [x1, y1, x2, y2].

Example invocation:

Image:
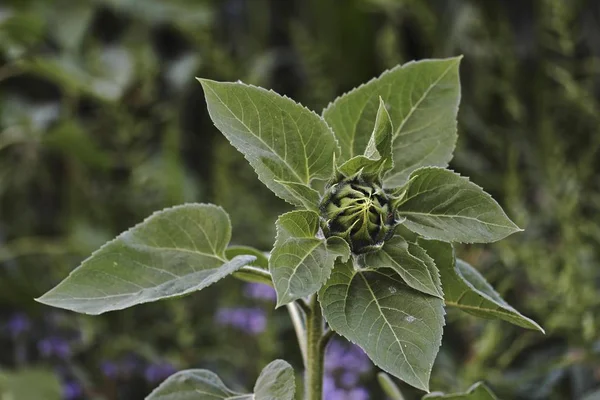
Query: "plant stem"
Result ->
[[286, 302, 307, 367], [305, 294, 324, 400]]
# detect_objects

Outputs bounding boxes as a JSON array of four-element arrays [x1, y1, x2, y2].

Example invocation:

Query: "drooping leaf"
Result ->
[[37, 204, 255, 315], [323, 57, 461, 186], [423, 382, 498, 399], [364, 236, 443, 298], [270, 210, 350, 307], [146, 360, 295, 400], [199, 79, 339, 207], [418, 239, 544, 332], [396, 168, 522, 243], [320, 260, 445, 391], [338, 97, 394, 178]]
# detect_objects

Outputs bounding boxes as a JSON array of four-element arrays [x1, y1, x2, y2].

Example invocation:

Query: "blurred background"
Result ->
[[1, 0, 599, 399]]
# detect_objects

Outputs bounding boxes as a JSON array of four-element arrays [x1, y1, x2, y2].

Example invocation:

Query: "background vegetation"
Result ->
[[1, 0, 599, 399]]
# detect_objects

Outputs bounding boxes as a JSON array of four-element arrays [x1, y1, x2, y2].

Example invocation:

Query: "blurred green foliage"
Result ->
[[1, 0, 599, 399]]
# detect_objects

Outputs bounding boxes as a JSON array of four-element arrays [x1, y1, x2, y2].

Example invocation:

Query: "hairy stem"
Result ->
[[306, 294, 324, 400]]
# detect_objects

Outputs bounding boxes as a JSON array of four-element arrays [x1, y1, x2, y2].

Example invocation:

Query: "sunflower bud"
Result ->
[[320, 174, 398, 254]]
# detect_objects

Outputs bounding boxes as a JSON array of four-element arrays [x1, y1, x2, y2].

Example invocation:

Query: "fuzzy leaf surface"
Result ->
[[323, 57, 461, 186], [146, 360, 295, 400], [338, 97, 394, 178], [270, 210, 350, 307], [397, 168, 521, 243], [320, 260, 445, 391], [364, 236, 442, 298], [419, 239, 544, 332], [200, 79, 338, 207], [37, 204, 254, 315]]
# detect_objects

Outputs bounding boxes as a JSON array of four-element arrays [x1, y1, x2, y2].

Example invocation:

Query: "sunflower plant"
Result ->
[[37, 57, 543, 400]]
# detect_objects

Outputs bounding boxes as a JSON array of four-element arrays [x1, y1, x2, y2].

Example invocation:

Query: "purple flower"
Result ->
[[38, 337, 71, 359], [6, 313, 30, 337], [243, 283, 277, 301], [348, 387, 370, 400], [145, 363, 177, 383], [100, 361, 118, 379], [323, 339, 372, 397], [215, 307, 267, 335], [62, 381, 82, 400], [339, 371, 360, 388]]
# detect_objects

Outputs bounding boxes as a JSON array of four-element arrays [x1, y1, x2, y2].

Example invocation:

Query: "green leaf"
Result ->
[[37, 204, 255, 315], [199, 79, 339, 207], [252, 359, 296, 400], [378, 372, 406, 400], [274, 179, 321, 212], [396, 167, 522, 243], [146, 360, 295, 400], [423, 382, 498, 399], [338, 97, 394, 178], [323, 57, 461, 186], [418, 239, 544, 332], [270, 210, 350, 307], [364, 236, 443, 298], [320, 260, 445, 391]]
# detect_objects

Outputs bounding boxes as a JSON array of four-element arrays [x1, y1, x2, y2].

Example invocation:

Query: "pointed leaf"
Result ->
[[253, 359, 295, 400], [423, 382, 498, 399], [338, 97, 394, 178], [270, 210, 350, 307], [364, 236, 442, 298], [320, 260, 445, 391], [37, 204, 255, 315], [419, 239, 544, 332], [323, 57, 461, 186], [200, 79, 338, 207], [146, 360, 295, 400], [397, 168, 521, 243]]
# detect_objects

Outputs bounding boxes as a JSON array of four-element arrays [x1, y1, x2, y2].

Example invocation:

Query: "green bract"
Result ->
[[37, 57, 543, 399], [320, 173, 398, 254]]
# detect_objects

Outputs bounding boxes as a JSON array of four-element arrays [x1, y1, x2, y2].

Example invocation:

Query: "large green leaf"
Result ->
[[338, 97, 394, 178], [146, 360, 295, 400], [323, 57, 461, 186], [37, 204, 255, 315], [320, 260, 445, 391], [423, 382, 498, 399], [418, 239, 544, 332], [397, 168, 521, 243], [199, 79, 338, 207], [364, 236, 442, 298], [270, 210, 350, 307]]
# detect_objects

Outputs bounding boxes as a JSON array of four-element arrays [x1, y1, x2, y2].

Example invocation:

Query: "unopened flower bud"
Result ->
[[320, 175, 398, 254]]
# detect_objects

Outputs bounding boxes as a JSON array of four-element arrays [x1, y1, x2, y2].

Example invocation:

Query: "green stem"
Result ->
[[306, 294, 324, 400]]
